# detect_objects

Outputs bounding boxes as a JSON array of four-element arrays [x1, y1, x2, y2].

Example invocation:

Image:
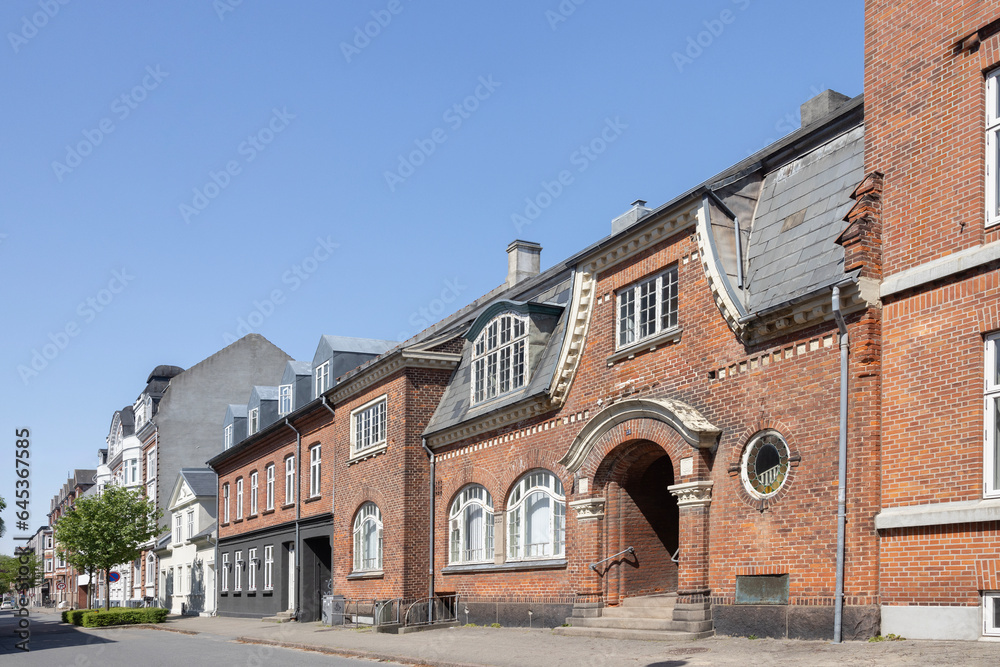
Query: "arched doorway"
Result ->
[[594, 439, 680, 601]]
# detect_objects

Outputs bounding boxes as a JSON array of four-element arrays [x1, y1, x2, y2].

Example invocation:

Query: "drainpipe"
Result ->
[[321, 397, 336, 516], [421, 437, 435, 623], [831, 284, 849, 644], [286, 418, 301, 618], [209, 531, 218, 616]]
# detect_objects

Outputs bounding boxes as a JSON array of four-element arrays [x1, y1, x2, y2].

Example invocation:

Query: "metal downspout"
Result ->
[[831, 284, 849, 644], [286, 418, 301, 618], [421, 437, 435, 623]]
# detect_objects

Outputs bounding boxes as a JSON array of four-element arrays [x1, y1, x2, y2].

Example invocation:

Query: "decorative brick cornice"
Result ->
[[667, 480, 713, 508], [568, 497, 606, 521], [330, 349, 460, 404], [838, 171, 883, 280], [425, 395, 552, 449]]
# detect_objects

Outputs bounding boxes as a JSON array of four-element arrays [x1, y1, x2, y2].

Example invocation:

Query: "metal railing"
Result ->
[[403, 594, 460, 627], [589, 546, 634, 572], [671, 547, 680, 564]]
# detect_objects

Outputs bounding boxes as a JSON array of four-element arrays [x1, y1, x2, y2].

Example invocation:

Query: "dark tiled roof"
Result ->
[[179, 468, 218, 498]]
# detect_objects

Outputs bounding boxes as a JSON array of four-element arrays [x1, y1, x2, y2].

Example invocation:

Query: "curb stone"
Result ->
[[236, 636, 485, 667]]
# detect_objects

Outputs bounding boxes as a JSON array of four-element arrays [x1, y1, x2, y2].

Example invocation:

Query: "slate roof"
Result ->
[[190, 522, 216, 541], [178, 468, 217, 498], [250, 385, 279, 401], [226, 404, 247, 419], [743, 124, 864, 313]]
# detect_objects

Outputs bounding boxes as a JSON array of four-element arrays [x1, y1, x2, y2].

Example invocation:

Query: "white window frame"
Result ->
[[234, 551, 242, 591], [449, 485, 494, 564], [174, 514, 182, 544], [987, 70, 1000, 227], [45, 558, 53, 573], [986, 591, 1000, 636], [186, 508, 194, 539], [46, 535, 53, 549], [223, 483, 230, 523], [472, 313, 529, 405], [266, 464, 275, 510], [315, 361, 330, 396], [309, 445, 322, 497], [250, 471, 259, 515], [278, 384, 292, 415], [263, 545, 274, 590], [352, 502, 383, 572], [985, 333, 1000, 498], [351, 396, 387, 456], [146, 448, 156, 481], [248, 408, 259, 435], [248, 547, 257, 591], [236, 478, 244, 520], [221, 553, 229, 592], [506, 470, 566, 562], [146, 553, 155, 586], [125, 458, 138, 485], [615, 266, 679, 350], [224, 423, 233, 450], [285, 456, 295, 505]]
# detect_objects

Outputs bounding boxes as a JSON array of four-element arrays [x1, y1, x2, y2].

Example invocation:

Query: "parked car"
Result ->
[[0, 600, 14, 610]]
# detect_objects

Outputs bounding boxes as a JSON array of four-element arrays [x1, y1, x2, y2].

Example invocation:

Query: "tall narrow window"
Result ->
[[223, 483, 230, 523], [309, 445, 322, 497], [174, 514, 182, 544], [315, 361, 330, 396], [146, 554, 155, 586], [352, 502, 383, 571], [248, 408, 259, 435], [472, 313, 528, 404], [146, 449, 156, 481], [221, 553, 229, 592], [285, 456, 295, 505], [351, 397, 387, 456], [224, 424, 233, 449], [250, 471, 259, 515], [616, 266, 679, 349], [449, 485, 494, 564], [266, 464, 275, 510], [236, 478, 244, 520], [987, 70, 1000, 227], [263, 545, 274, 590], [506, 470, 565, 561], [234, 551, 243, 591], [985, 333, 1000, 497], [248, 547, 257, 591], [278, 384, 293, 415], [186, 509, 194, 539]]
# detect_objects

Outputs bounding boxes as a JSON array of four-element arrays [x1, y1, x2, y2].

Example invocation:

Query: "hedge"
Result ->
[[79, 607, 169, 627], [62, 609, 96, 625]]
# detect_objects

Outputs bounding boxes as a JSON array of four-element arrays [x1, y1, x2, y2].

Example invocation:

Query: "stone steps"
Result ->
[[562, 594, 712, 641], [552, 626, 713, 641]]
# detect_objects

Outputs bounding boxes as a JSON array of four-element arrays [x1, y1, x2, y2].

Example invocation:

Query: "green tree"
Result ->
[[53, 486, 161, 610], [0, 553, 43, 595], [0, 495, 6, 538]]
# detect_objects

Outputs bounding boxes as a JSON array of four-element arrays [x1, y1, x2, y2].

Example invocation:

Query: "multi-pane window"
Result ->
[[285, 456, 295, 505], [506, 470, 565, 561], [617, 266, 679, 348], [146, 554, 155, 586], [987, 70, 1000, 227], [315, 361, 330, 396], [224, 424, 233, 449], [236, 478, 244, 520], [177, 565, 184, 595], [223, 483, 230, 523], [278, 384, 293, 415], [146, 449, 156, 481], [309, 445, 322, 497], [248, 408, 259, 435], [248, 547, 257, 591], [352, 397, 387, 455], [250, 471, 259, 515], [266, 464, 275, 510], [472, 313, 528, 404], [234, 551, 243, 591], [221, 553, 229, 592], [985, 333, 1000, 497], [352, 502, 383, 572], [174, 514, 182, 544], [125, 459, 139, 485], [186, 509, 194, 539], [985, 592, 1000, 637], [263, 545, 274, 590], [449, 485, 494, 564]]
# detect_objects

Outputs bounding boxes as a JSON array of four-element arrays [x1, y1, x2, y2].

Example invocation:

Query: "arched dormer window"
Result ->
[[506, 470, 565, 561], [472, 312, 528, 404], [449, 485, 494, 564]]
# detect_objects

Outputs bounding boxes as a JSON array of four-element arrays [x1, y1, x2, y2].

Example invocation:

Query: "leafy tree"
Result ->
[[53, 486, 161, 610], [0, 553, 43, 595], [0, 495, 6, 538]]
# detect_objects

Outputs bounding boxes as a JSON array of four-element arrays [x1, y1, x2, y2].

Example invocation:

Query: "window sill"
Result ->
[[220, 592, 228, 596], [220, 522, 230, 528], [281, 502, 295, 510], [233, 518, 243, 524], [347, 570, 384, 580], [232, 592, 242, 597], [347, 443, 388, 465], [607, 327, 682, 366], [247, 591, 256, 597], [262, 509, 275, 516], [303, 495, 322, 504], [441, 558, 567, 575], [263, 590, 273, 596], [248, 513, 258, 519]]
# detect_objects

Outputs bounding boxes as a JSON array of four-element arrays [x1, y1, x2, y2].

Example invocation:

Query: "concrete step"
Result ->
[[620, 594, 677, 609], [567, 617, 687, 632], [553, 626, 713, 642], [601, 606, 675, 619]]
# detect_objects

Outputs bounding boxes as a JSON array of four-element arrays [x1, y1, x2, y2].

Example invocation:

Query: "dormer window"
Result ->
[[616, 265, 678, 349], [315, 361, 330, 396], [248, 408, 259, 435], [278, 384, 292, 415], [472, 313, 528, 404], [224, 424, 233, 450]]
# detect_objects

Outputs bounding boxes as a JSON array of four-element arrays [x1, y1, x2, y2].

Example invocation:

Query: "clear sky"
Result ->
[[0, 0, 863, 555]]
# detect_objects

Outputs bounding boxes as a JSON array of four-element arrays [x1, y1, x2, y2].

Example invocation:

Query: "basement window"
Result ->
[[986, 592, 1000, 636]]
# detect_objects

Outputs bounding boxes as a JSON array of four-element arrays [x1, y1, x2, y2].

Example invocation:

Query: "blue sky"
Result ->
[[0, 0, 863, 555]]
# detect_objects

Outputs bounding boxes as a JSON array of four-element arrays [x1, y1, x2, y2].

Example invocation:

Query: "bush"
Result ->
[[62, 609, 96, 625], [80, 607, 169, 627]]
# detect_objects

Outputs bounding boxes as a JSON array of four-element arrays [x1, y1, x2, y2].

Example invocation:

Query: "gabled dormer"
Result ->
[[166, 468, 218, 547], [223, 404, 248, 450], [246, 386, 279, 436], [311, 335, 397, 397], [278, 360, 313, 415]]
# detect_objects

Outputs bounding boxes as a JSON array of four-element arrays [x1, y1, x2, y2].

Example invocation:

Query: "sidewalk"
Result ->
[[137, 614, 1000, 667]]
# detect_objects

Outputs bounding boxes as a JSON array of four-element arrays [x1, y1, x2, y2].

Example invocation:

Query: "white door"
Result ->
[[287, 544, 295, 611]]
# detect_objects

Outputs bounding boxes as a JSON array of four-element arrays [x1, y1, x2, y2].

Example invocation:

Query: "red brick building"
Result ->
[[866, 0, 1000, 640]]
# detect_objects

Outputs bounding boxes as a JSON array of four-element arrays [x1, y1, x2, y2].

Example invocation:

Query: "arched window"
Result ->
[[472, 313, 528, 404], [353, 502, 383, 572], [449, 485, 494, 564], [506, 470, 565, 560]]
